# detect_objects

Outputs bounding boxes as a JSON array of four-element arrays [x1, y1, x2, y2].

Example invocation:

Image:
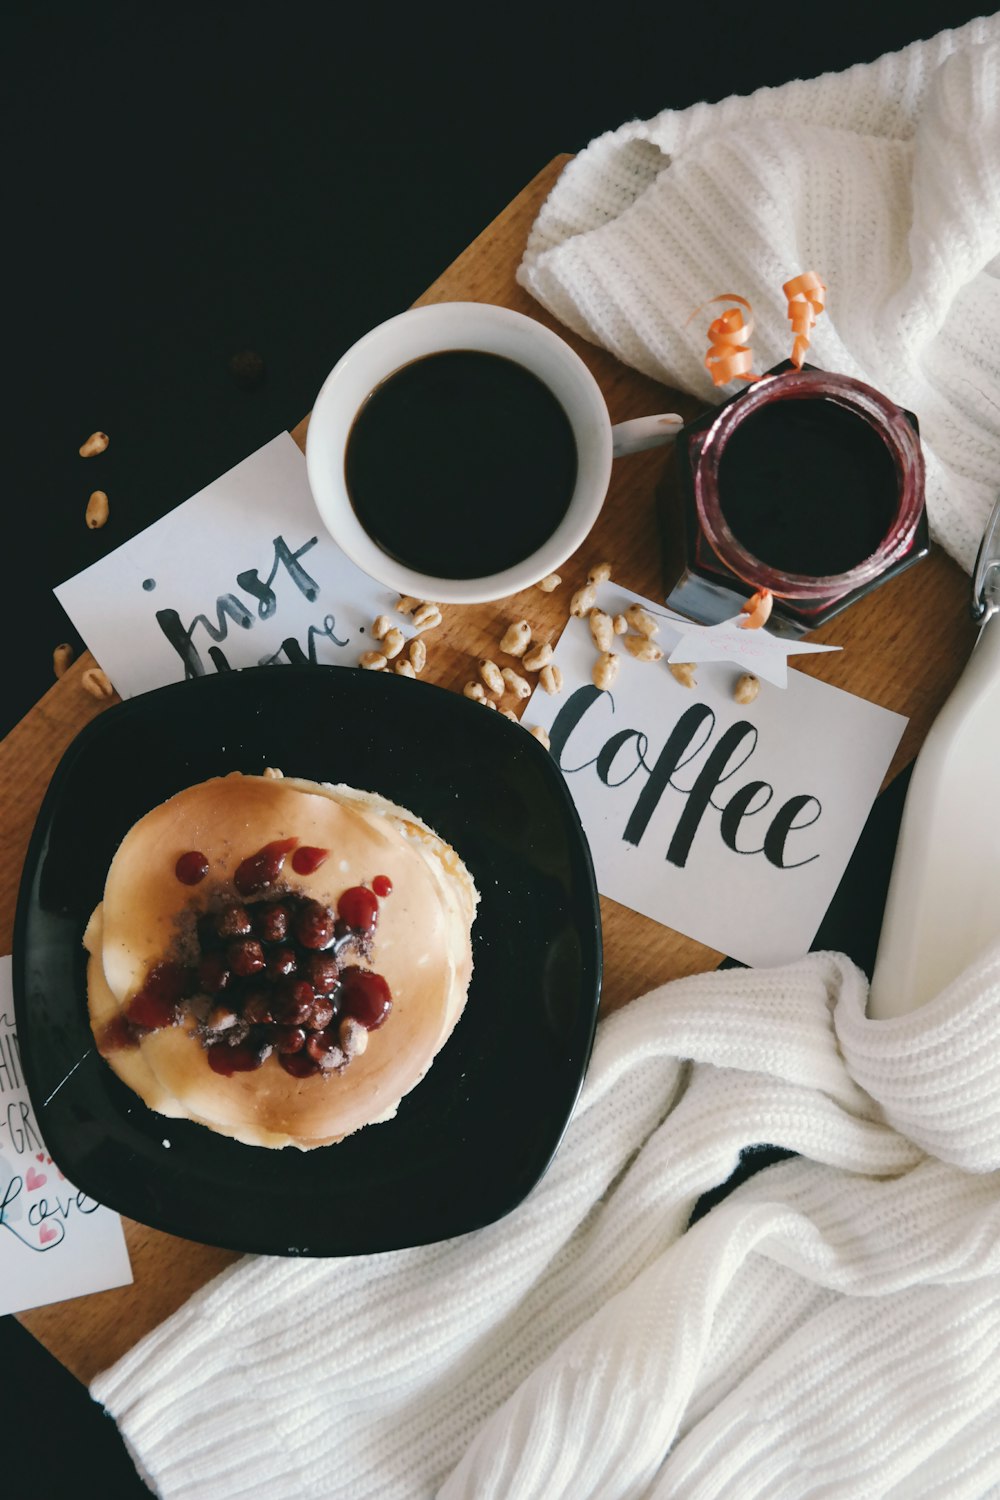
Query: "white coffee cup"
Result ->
[[305, 301, 682, 605]]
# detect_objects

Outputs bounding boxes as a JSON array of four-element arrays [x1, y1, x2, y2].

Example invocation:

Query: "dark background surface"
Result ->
[[3, 3, 989, 1494]]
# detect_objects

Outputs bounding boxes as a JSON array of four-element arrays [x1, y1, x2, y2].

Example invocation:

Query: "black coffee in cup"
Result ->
[[344, 350, 578, 579]]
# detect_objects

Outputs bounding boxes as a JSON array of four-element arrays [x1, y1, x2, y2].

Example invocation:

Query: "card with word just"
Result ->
[[55, 432, 387, 698]]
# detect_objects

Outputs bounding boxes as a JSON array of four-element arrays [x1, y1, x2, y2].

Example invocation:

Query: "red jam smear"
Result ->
[[110, 854, 397, 1081], [234, 837, 299, 896], [175, 850, 210, 885], [292, 845, 329, 875], [125, 991, 179, 1030], [339, 966, 392, 1029], [207, 1041, 271, 1075], [124, 961, 193, 1030], [338, 885, 379, 933], [98, 1014, 141, 1054]]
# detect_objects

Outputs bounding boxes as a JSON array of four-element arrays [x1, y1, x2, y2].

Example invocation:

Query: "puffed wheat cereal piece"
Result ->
[[587, 561, 612, 584], [413, 602, 443, 631], [668, 662, 697, 688], [501, 708, 519, 721], [537, 573, 561, 592], [340, 1016, 369, 1060], [613, 614, 628, 635], [359, 650, 387, 670], [381, 627, 405, 659], [85, 490, 109, 529], [408, 637, 427, 674], [262, 767, 284, 779], [499, 620, 532, 657], [79, 431, 109, 458], [624, 635, 663, 662], [539, 664, 563, 695], [570, 582, 597, 618], [625, 603, 659, 638], [81, 666, 115, 699], [527, 724, 551, 749], [371, 614, 393, 640], [394, 595, 420, 615], [501, 667, 531, 700], [588, 608, 614, 652], [478, 659, 505, 696], [592, 652, 619, 691], [463, 681, 486, 701], [394, 659, 416, 677], [734, 673, 760, 704], [52, 642, 74, 678], [522, 641, 554, 672]]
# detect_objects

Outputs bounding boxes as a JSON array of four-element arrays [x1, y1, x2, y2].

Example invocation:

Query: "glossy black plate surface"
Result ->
[[13, 666, 601, 1256]]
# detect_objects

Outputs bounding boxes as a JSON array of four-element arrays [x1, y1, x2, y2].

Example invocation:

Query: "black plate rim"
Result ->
[[12, 664, 603, 1256]]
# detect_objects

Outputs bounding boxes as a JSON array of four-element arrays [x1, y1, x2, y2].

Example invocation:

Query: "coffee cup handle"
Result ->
[[611, 414, 684, 456]]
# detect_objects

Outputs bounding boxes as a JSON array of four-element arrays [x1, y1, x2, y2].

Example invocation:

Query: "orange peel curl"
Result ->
[[738, 588, 774, 630], [783, 272, 826, 369], [688, 294, 760, 388]]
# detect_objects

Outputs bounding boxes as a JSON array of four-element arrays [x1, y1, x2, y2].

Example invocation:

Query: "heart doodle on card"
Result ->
[[39, 1224, 58, 1246], [36, 1153, 45, 1162], [26, 1167, 46, 1191]]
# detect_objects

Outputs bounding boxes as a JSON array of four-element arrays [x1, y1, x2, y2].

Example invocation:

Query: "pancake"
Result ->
[[85, 772, 478, 1149]]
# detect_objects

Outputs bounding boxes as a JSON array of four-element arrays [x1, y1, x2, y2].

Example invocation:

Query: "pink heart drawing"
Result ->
[[39, 1225, 58, 1246], [25, 1167, 47, 1191], [36, 1153, 45, 1162]]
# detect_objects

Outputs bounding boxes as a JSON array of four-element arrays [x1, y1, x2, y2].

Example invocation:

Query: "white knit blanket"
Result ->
[[518, 15, 1000, 576], [92, 944, 1000, 1499]]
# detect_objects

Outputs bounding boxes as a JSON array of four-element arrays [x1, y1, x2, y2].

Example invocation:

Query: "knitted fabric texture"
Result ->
[[91, 944, 1000, 1499], [517, 15, 1000, 576]]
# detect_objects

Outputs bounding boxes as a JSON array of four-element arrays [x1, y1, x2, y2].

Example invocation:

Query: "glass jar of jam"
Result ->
[[660, 361, 930, 636]]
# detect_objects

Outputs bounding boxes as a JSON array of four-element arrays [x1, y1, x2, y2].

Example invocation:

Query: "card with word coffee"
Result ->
[[0, 958, 132, 1316], [56, 432, 389, 699], [524, 584, 906, 967]]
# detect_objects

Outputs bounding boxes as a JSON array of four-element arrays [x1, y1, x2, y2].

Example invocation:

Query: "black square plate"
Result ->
[[13, 666, 601, 1256]]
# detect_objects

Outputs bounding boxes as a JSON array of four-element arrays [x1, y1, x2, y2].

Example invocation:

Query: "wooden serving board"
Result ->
[[4, 155, 977, 1383]]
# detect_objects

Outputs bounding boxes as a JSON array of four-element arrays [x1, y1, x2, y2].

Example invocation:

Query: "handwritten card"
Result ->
[[525, 585, 906, 968], [0, 958, 132, 1315], [55, 433, 389, 698]]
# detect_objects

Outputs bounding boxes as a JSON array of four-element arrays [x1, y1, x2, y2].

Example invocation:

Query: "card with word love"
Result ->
[[0, 958, 132, 1315], [56, 432, 389, 698], [524, 584, 906, 967]]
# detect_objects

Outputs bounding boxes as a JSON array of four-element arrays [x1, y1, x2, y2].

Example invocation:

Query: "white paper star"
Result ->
[[667, 616, 841, 688]]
